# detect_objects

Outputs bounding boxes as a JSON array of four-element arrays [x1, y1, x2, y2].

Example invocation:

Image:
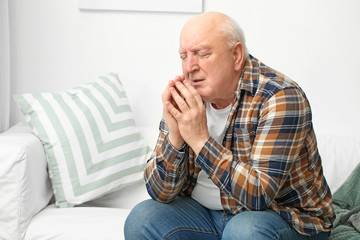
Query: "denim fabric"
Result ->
[[124, 196, 330, 240]]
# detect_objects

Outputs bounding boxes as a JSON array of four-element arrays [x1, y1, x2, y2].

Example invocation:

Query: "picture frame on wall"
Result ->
[[78, 0, 203, 13]]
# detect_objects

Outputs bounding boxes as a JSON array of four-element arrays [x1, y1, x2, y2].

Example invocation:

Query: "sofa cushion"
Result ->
[[14, 72, 151, 207], [24, 204, 130, 240], [85, 180, 150, 209]]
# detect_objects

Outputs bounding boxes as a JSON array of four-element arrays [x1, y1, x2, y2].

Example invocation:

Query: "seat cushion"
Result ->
[[24, 204, 131, 240]]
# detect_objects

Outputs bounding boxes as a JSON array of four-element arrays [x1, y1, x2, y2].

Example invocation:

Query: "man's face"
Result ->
[[179, 18, 239, 108]]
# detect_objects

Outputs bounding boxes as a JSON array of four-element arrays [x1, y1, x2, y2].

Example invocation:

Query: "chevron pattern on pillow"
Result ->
[[14, 73, 151, 207]]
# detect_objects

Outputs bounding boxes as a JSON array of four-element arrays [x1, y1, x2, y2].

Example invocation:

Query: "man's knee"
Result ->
[[222, 210, 286, 239], [124, 199, 159, 238], [222, 211, 258, 239]]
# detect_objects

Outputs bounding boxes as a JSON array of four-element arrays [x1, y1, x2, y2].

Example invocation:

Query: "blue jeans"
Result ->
[[124, 196, 330, 240]]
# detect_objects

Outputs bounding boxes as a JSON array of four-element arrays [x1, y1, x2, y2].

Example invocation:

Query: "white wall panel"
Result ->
[[9, 0, 360, 137]]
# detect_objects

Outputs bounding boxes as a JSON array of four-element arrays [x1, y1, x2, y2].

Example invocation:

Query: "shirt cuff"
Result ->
[[161, 134, 187, 165], [195, 136, 222, 173]]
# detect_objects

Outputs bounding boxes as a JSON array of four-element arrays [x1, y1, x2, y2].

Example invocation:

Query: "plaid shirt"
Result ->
[[145, 55, 335, 236]]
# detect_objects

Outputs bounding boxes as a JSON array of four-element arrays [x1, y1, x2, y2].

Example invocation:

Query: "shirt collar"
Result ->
[[234, 54, 260, 99]]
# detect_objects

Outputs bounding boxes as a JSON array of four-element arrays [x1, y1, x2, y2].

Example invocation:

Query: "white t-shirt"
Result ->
[[191, 102, 232, 210]]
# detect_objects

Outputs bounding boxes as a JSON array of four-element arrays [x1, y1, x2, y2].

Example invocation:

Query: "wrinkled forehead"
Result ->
[[179, 17, 225, 51]]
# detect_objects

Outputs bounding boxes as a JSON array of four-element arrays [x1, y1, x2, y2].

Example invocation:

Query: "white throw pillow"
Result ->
[[14, 73, 151, 207]]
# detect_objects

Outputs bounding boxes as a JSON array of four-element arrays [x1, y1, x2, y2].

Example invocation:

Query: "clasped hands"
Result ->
[[162, 75, 209, 155]]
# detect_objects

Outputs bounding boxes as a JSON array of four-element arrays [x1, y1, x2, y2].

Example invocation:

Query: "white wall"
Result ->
[[9, 0, 360, 138]]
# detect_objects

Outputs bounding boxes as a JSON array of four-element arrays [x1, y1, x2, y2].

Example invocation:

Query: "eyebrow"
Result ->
[[179, 45, 212, 54]]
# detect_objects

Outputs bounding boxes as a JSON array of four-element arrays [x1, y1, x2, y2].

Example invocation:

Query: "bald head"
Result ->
[[181, 12, 248, 55], [182, 12, 230, 33]]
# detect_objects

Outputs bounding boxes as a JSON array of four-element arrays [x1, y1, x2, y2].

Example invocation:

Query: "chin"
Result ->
[[194, 88, 210, 102], [199, 95, 210, 102]]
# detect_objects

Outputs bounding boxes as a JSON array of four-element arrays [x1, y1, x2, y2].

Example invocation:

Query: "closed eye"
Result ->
[[180, 53, 187, 60], [197, 52, 211, 58]]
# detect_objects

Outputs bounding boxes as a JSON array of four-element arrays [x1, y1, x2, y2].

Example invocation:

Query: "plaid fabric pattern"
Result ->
[[145, 55, 335, 236]]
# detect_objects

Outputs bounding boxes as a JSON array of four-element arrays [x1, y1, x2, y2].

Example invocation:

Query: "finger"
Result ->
[[162, 85, 172, 103], [165, 99, 182, 120], [170, 86, 189, 112], [162, 79, 178, 102], [174, 81, 198, 109], [171, 77, 185, 97], [183, 80, 203, 107], [168, 79, 176, 89], [174, 75, 185, 83]]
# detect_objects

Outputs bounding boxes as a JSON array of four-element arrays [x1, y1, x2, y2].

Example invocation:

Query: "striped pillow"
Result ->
[[14, 73, 151, 207]]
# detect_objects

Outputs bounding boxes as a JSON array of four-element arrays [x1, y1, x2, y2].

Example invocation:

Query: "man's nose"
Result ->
[[185, 55, 199, 73]]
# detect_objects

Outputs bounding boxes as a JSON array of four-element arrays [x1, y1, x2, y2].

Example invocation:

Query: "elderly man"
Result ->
[[125, 12, 334, 239]]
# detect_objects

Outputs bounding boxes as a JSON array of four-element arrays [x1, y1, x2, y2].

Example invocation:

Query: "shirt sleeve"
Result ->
[[195, 87, 312, 211], [144, 119, 190, 203]]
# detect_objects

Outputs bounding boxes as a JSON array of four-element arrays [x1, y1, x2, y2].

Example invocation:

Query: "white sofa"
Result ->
[[0, 121, 158, 240], [1, 113, 360, 239]]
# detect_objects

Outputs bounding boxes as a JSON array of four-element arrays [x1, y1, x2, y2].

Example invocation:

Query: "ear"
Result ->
[[233, 42, 245, 71]]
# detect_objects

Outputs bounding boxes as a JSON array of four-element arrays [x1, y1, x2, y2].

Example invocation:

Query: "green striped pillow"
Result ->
[[14, 73, 151, 207]]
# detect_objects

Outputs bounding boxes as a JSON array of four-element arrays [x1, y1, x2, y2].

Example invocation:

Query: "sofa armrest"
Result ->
[[0, 123, 53, 240]]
